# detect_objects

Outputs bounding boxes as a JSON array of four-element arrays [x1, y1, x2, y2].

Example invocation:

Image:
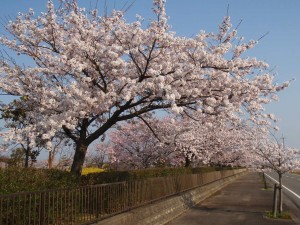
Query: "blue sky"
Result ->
[[0, 0, 300, 148]]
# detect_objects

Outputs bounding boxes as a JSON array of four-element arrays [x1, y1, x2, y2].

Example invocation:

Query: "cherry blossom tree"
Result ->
[[108, 115, 260, 169], [85, 142, 111, 168], [205, 126, 250, 167], [173, 120, 256, 167], [253, 138, 300, 214], [0, 0, 288, 175], [0, 97, 44, 167], [109, 118, 181, 169]]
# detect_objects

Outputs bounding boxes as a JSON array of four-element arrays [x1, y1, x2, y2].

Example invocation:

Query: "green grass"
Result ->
[[265, 211, 292, 219]]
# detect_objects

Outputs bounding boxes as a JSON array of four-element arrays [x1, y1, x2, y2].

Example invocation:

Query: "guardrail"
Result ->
[[0, 168, 245, 225]]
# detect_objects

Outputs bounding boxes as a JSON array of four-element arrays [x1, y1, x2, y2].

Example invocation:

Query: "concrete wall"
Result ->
[[93, 170, 247, 225]]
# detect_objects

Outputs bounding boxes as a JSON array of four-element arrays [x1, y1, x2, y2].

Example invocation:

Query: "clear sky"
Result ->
[[0, 0, 300, 148]]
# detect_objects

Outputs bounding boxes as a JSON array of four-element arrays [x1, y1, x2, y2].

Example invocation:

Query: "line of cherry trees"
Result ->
[[95, 115, 300, 173], [0, 0, 299, 178]]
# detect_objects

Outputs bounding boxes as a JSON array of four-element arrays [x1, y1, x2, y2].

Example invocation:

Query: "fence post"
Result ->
[[272, 183, 278, 217], [39, 192, 45, 225]]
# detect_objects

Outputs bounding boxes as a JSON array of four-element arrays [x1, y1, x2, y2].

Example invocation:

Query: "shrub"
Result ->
[[79, 166, 229, 185], [0, 167, 78, 195]]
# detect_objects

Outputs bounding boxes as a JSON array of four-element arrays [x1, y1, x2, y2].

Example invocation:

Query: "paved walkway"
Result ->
[[166, 172, 297, 225]]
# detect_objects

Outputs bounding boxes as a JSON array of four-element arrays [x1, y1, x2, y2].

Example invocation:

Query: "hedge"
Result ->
[[79, 166, 235, 185], [0, 167, 78, 195], [0, 166, 237, 194]]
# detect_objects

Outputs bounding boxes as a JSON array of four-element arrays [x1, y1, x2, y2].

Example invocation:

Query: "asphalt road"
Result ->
[[265, 172, 300, 211]]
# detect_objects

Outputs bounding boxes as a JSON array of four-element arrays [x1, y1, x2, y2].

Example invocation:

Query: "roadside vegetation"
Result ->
[[0, 166, 235, 195], [265, 211, 292, 220]]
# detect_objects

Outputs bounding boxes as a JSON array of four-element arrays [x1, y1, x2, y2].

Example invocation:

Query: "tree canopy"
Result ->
[[0, 0, 290, 175]]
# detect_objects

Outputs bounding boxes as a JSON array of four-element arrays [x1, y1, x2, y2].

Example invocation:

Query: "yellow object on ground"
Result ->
[[81, 167, 105, 175]]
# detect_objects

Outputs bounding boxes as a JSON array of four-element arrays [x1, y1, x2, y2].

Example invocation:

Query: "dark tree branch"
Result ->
[[137, 115, 162, 142]]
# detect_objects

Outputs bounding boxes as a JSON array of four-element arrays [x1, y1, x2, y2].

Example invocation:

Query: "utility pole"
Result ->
[[281, 134, 286, 149]]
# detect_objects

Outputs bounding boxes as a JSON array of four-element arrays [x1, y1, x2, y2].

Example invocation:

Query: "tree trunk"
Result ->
[[184, 156, 191, 167], [272, 183, 278, 217], [71, 142, 88, 176], [278, 173, 283, 213], [48, 151, 54, 169], [262, 172, 267, 189], [24, 147, 30, 168]]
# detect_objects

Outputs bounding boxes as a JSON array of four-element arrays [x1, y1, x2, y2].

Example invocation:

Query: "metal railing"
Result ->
[[0, 168, 245, 225]]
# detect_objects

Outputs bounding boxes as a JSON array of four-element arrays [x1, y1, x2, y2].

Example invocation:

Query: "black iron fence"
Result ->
[[0, 168, 245, 225]]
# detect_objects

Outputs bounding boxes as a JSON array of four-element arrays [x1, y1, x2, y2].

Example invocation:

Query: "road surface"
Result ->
[[265, 172, 300, 212]]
